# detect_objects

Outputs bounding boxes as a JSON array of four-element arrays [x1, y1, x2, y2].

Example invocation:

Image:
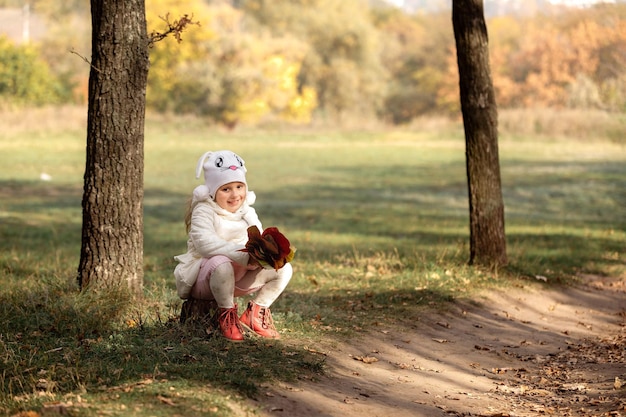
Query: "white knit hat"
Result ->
[[195, 150, 247, 200]]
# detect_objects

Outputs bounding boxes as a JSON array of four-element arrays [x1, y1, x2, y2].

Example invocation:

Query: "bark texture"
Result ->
[[78, 0, 149, 292], [452, 0, 507, 267]]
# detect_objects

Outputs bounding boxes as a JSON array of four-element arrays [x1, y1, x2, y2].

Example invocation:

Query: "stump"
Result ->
[[179, 298, 219, 327]]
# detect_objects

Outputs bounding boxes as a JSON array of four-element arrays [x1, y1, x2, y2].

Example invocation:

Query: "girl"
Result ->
[[174, 150, 293, 342]]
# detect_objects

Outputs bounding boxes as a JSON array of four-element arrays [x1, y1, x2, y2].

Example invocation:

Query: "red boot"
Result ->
[[240, 301, 281, 339], [217, 305, 244, 342]]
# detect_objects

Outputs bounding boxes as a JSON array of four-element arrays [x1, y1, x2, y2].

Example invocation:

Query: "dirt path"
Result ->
[[248, 275, 626, 417]]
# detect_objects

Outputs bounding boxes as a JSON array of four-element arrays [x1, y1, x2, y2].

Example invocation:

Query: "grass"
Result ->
[[1, 107, 625, 416]]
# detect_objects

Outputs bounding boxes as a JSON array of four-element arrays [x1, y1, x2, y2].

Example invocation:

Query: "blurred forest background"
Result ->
[[0, 0, 625, 129]]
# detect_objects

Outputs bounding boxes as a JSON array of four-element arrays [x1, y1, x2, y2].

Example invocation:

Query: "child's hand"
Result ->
[[247, 256, 261, 270]]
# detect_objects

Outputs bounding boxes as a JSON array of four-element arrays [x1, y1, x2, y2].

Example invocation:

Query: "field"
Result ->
[[0, 107, 624, 416]]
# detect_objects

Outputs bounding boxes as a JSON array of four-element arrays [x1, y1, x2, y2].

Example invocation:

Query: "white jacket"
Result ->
[[174, 187, 262, 299]]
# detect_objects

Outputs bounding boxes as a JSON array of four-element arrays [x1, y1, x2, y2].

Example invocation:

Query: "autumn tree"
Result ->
[[0, 36, 64, 105], [145, 0, 214, 114], [146, 1, 317, 126], [78, 0, 149, 293], [452, 0, 507, 267], [241, 0, 387, 123], [480, 7, 626, 111], [372, 8, 454, 123]]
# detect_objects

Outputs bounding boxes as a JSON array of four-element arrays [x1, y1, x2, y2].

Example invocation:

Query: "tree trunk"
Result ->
[[78, 0, 149, 293], [452, 0, 507, 267]]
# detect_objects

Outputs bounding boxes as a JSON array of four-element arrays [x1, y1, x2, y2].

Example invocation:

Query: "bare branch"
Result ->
[[69, 48, 103, 73], [148, 13, 200, 47]]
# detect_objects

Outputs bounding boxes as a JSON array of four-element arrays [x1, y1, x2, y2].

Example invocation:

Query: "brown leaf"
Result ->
[[42, 402, 71, 414], [304, 346, 328, 356], [354, 355, 379, 364], [241, 226, 296, 270], [157, 395, 176, 406]]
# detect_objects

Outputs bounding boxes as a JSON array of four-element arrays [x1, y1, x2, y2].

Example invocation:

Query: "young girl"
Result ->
[[174, 150, 293, 342]]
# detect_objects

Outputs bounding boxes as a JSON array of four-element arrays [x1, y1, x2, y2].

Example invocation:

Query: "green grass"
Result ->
[[1, 109, 625, 416]]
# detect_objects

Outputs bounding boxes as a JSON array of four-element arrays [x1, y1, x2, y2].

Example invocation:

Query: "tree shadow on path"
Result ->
[[253, 275, 626, 417]]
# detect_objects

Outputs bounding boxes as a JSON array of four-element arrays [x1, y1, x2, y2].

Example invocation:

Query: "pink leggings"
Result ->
[[189, 255, 292, 308]]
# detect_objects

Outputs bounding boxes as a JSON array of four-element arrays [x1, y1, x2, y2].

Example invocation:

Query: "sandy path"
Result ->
[[248, 275, 626, 417]]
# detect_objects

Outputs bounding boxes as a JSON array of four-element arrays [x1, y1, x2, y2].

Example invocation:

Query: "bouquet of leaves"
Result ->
[[240, 226, 296, 270]]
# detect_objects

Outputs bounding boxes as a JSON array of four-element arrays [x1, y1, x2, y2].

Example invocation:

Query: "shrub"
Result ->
[[0, 36, 64, 106]]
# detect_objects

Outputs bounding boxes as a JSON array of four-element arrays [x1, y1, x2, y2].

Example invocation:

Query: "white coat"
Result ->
[[174, 187, 262, 299]]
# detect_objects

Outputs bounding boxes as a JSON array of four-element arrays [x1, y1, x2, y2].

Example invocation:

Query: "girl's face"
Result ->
[[214, 181, 247, 213]]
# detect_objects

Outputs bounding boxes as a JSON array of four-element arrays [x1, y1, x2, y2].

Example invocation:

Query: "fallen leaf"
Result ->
[[354, 355, 379, 364], [559, 383, 587, 392], [157, 395, 176, 406], [615, 377, 622, 389], [42, 402, 70, 415], [303, 346, 328, 356]]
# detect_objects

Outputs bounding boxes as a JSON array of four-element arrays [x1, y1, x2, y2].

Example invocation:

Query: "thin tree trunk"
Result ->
[[78, 0, 149, 293], [452, 0, 507, 267]]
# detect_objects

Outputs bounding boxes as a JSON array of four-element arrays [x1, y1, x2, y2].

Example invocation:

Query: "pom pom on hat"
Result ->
[[195, 150, 247, 199]]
